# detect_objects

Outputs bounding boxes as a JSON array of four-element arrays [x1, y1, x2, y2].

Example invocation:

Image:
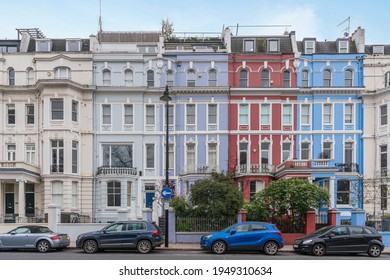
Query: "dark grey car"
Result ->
[[0, 225, 70, 253], [76, 220, 163, 254]]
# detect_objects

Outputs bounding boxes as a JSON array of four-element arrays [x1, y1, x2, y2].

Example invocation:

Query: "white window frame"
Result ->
[[323, 104, 333, 124], [124, 69, 133, 86], [282, 104, 292, 125], [26, 104, 34, 125], [380, 104, 388, 126], [54, 67, 71, 79], [302, 70, 309, 87], [208, 104, 217, 125], [208, 69, 217, 87], [260, 142, 271, 165], [301, 141, 311, 160], [186, 104, 196, 125], [25, 143, 36, 165], [208, 142, 218, 168], [102, 69, 111, 86], [72, 100, 78, 122], [51, 99, 64, 120], [345, 69, 353, 87], [147, 70, 154, 87], [52, 181, 63, 207], [344, 142, 354, 165], [26, 68, 34, 85], [72, 141, 78, 174], [166, 70, 174, 87], [164, 143, 175, 170], [239, 104, 249, 125], [301, 104, 310, 125], [145, 143, 155, 169], [66, 39, 82, 52], [107, 181, 121, 207], [282, 142, 292, 162], [102, 104, 111, 126], [7, 104, 15, 125], [305, 40, 315, 54], [322, 141, 333, 159], [6, 144, 16, 161], [345, 104, 353, 124], [268, 40, 279, 52], [323, 69, 332, 87], [260, 104, 270, 125], [145, 104, 155, 126], [124, 104, 134, 126], [187, 69, 196, 87], [186, 142, 196, 168], [339, 41, 349, 53], [240, 69, 248, 87], [244, 40, 255, 52], [71, 181, 79, 209]]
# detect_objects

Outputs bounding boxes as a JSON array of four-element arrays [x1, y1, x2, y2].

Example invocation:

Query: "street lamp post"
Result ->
[[160, 85, 172, 248]]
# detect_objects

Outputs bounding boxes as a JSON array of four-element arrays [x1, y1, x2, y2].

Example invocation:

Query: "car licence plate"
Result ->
[[293, 244, 299, 248]]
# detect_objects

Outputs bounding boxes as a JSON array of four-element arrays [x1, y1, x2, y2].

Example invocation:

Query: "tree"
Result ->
[[189, 172, 243, 219], [161, 18, 174, 40], [246, 178, 330, 228]]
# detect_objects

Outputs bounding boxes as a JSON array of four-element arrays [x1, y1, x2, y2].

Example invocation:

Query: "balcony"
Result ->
[[335, 163, 359, 173], [235, 164, 275, 175], [0, 161, 40, 176], [180, 165, 219, 175], [96, 166, 138, 176], [275, 160, 311, 172]]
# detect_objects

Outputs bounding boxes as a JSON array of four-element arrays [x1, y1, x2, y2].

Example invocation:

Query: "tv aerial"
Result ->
[[337, 17, 350, 38]]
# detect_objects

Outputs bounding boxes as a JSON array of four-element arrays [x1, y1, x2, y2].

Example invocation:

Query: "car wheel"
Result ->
[[83, 240, 98, 254], [137, 240, 152, 254], [212, 241, 227, 254], [312, 244, 326, 256], [367, 244, 382, 257], [263, 241, 279, 255], [36, 240, 51, 253]]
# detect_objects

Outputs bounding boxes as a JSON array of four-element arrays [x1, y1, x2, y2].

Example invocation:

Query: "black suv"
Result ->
[[294, 225, 384, 257], [76, 221, 163, 254]]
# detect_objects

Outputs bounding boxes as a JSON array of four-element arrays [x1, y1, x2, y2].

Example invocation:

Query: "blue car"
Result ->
[[200, 221, 284, 255]]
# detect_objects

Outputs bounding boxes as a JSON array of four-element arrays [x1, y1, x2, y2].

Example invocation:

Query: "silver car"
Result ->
[[0, 225, 70, 253]]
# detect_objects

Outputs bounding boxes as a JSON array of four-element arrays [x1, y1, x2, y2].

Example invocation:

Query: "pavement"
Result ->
[[69, 242, 390, 253]]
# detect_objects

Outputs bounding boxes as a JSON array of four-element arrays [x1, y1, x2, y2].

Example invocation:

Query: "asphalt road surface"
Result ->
[[0, 248, 388, 260]]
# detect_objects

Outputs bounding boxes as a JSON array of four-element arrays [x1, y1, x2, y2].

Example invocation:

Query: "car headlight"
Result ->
[[302, 239, 313, 244], [202, 235, 213, 240]]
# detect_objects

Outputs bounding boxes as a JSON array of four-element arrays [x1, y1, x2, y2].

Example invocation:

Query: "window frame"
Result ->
[[261, 69, 270, 87], [282, 142, 292, 162], [282, 104, 292, 125], [323, 104, 333, 124], [25, 143, 36, 165], [124, 69, 133, 86], [124, 104, 134, 125], [51, 99, 64, 120], [72, 140, 78, 174], [51, 140, 64, 173], [283, 70, 290, 87], [380, 104, 388, 126], [147, 69, 154, 87], [186, 104, 196, 125], [102, 104, 111, 126], [305, 40, 315, 54], [166, 69, 174, 87], [345, 69, 353, 87], [244, 40, 255, 52], [208, 68, 217, 87], [54, 67, 71, 79], [345, 104, 353, 124], [8, 68, 15, 85], [239, 69, 248, 87], [302, 70, 309, 87], [187, 69, 196, 87], [301, 104, 310, 125], [208, 104, 217, 125], [72, 100, 78, 122], [145, 104, 155, 126], [107, 181, 121, 207], [26, 104, 34, 125], [323, 69, 332, 87], [145, 143, 155, 169], [239, 104, 249, 125], [301, 142, 311, 160], [7, 104, 15, 125], [102, 69, 111, 86], [260, 104, 270, 125]]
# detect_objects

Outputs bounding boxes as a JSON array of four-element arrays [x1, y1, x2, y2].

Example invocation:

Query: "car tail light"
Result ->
[[379, 236, 383, 241], [152, 230, 160, 236], [276, 232, 282, 237], [50, 235, 61, 240]]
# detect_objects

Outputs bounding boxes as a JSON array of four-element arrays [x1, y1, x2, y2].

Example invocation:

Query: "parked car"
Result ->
[[0, 225, 70, 253], [76, 220, 163, 254], [200, 221, 284, 255], [293, 225, 384, 257]]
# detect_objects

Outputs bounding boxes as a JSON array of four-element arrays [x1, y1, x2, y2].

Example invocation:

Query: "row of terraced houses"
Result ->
[[1, 26, 390, 225]]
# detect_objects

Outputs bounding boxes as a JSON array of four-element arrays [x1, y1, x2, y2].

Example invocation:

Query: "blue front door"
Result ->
[[145, 192, 154, 208]]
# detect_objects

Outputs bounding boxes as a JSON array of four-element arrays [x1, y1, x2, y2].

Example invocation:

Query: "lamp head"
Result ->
[[160, 85, 172, 102]]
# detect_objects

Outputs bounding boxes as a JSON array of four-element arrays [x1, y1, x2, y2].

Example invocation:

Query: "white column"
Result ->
[[329, 177, 335, 208], [18, 180, 26, 218]]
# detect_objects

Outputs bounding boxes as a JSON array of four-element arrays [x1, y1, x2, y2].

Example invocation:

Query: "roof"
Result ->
[[297, 39, 359, 54], [27, 38, 90, 52], [97, 31, 160, 43], [365, 44, 390, 55], [230, 35, 293, 53]]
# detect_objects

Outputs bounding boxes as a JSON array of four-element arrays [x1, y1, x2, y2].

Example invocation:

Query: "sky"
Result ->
[[1, 0, 389, 44]]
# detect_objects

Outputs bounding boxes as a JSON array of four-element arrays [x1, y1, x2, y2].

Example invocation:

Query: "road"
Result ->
[[0, 248, 389, 260]]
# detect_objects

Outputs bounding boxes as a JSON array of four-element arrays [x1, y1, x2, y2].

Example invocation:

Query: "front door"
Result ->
[[5, 193, 14, 214], [145, 192, 154, 208], [25, 184, 35, 217]]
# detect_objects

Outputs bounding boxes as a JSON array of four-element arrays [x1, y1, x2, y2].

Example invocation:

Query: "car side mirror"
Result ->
[[230, 229, 236, 235]]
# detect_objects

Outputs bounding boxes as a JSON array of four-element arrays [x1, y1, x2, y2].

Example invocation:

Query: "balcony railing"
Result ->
[[180, 165, 219, 175], [96, 166, 138, 176], [335, 163, 359, 173], [0, 161, 41, 175], [275, 160, 311, 172], [235, 164, 274, 175]]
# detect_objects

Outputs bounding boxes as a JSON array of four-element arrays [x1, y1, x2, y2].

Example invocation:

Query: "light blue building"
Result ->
[[294, 35, 365, 222], [160, 33, 229, 196], [90, 32, 166, 221]]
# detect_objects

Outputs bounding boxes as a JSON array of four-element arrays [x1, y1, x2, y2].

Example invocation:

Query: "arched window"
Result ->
[[54, 67, 71, 79], [124, 69, 133, 86], [147, 70, 154, 87], [239, 69, 247, 87], [8, 68, 15, 85], [283, 70, 290, 87], [385, 71, 390, 87], [166, 70, 174, 87], [323, 69, 332, 87], [345, 69, 353, 87], [261, 69, 270, 87], [26, 68, 34, 85], [208, 69, 217, 87], [102, 69, 111, 86], [187, 69, 196, 87], [302, 70, 309, 87]]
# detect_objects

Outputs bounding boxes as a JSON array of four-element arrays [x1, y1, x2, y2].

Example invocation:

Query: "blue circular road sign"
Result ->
[[161, 188, 172, 199]]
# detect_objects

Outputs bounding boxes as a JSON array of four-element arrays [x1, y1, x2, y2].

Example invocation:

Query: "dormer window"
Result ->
[[373, 45, 384, 55], [268, 40, 279, 52], [339, 41, 349, 53], [244, 40, 255, 52], [36, 39, 52, 52], [66, 39, 82, 51], [54, 67, 71, 79], [305, 40, 315, 54]]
